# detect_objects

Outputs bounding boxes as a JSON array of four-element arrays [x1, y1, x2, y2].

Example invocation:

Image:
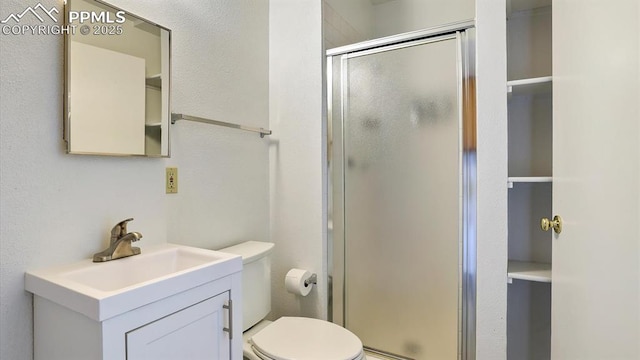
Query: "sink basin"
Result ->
[[63, 246, 228, 292], [25, 244, 242, 321]]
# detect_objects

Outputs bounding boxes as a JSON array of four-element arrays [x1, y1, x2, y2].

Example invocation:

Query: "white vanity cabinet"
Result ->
[[33, 275, 240, 360], [26, 244, 243, 360], [126, 291, 229, 359]]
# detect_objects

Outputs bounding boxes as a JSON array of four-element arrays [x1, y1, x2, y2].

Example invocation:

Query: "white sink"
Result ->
[[25, 244, 242, 321]]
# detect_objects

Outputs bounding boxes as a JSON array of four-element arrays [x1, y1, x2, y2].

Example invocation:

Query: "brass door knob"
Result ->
[[541, 215, 563, 234]]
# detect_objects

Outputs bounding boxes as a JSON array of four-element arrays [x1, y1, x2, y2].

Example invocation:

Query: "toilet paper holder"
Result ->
[[304, 274, 317, 287], [285, 269, 317, 296]]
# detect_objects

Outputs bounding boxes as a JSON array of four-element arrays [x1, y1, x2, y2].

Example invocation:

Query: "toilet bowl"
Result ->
[[219, 241, 366, 360], [243, 318, 365, 360]]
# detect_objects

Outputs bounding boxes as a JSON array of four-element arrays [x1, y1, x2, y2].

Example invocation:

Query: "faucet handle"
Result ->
[[111, 218, 135, 239]]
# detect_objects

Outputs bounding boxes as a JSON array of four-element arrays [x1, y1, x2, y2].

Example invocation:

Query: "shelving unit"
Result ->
[[145, 74, 163, 155], [506, 0, 553, 358]]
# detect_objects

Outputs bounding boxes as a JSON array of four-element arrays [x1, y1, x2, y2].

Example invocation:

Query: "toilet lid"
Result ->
[[250, 317, 363, 360]]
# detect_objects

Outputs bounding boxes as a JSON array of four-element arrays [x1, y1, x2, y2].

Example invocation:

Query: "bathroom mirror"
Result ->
[[64, 0, 171, 157]]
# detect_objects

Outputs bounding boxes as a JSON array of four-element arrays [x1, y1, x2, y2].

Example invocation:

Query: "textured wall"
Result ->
[[476, 0, 508, 358], [161, 0, 269, 251], [269, 0, 327, 320], [323, 0, 372, 48], [0, 0, 268, 359], [372, 0, 474, 38]]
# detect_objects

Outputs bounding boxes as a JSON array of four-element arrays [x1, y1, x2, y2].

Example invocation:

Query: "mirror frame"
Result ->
[[63, 0, 171, 157]]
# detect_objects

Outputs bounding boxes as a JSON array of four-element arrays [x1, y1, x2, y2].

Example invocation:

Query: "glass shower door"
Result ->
[[339, 35, 462, 359]]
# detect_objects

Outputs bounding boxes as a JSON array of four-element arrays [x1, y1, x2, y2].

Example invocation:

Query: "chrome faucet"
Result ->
[[93, 218, 142, 262]]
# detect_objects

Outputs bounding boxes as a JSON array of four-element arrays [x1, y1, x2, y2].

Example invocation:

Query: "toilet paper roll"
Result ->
[[285, 268, 313, 296]]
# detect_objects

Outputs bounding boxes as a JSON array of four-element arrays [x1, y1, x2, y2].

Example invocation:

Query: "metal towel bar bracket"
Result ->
[[171, 113, 272, 138]]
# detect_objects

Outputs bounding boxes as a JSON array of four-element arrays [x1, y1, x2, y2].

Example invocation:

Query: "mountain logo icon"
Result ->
[[1, 3, 59, 24]]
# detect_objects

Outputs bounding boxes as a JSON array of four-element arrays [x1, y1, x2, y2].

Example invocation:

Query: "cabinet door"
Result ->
[[552, 1, 639, 359], [127, 292, 231, 360]]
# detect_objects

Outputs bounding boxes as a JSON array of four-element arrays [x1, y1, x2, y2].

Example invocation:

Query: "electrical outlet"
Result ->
[[166, 167, 178, 193]]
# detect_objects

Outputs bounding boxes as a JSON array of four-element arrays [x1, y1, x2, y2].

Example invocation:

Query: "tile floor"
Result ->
[[364, 353, 386, 360]]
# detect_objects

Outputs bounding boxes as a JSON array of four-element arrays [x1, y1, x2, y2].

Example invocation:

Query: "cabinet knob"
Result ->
[[541, 215, 563, 234]]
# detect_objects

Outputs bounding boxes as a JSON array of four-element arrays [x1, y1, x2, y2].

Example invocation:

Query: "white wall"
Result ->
[[161, 0, 269, 251], [324, 0, 373, 39], [373, 0, 475, 38], [269, 0, 327, 320], [475, 0, 508, 358], [0, 0, 269, 359], [324, 0, 475, 49], [323, 0, 373, 48]]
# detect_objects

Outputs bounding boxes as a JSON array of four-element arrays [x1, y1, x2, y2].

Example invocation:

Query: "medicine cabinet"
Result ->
[[64, 0, 171, 157]]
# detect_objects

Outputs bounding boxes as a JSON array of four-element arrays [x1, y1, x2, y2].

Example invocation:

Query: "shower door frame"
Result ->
[[326, 20, 476, 360]]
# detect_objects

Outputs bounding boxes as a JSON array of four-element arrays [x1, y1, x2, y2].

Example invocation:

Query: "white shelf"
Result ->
[[508, 176, 552, 188], [145, 122, 162, 127], [507, 260, 551, 283], [507, 76, 552, 96]]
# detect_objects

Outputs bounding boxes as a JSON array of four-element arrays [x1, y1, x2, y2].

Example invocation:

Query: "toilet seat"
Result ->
[[249, 317, 365, 360]]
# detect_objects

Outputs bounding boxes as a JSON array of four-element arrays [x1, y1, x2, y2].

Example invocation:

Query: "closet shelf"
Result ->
[[507, 176, 552, 188], [507, 260, 551, 283], [507, 76, 552, 96]]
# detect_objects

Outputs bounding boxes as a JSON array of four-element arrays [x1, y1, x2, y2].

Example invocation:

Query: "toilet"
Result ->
[[220, 241, 366, 360]]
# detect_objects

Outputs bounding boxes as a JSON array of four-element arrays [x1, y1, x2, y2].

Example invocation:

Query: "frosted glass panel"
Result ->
[[343, 38, 461, 359]]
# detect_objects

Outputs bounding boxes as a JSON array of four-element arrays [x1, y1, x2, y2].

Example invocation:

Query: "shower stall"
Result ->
[[327, 21, 476, 360]]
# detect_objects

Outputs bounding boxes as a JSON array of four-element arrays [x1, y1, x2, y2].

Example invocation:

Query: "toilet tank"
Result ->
[[219, 241, 274, 331]]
